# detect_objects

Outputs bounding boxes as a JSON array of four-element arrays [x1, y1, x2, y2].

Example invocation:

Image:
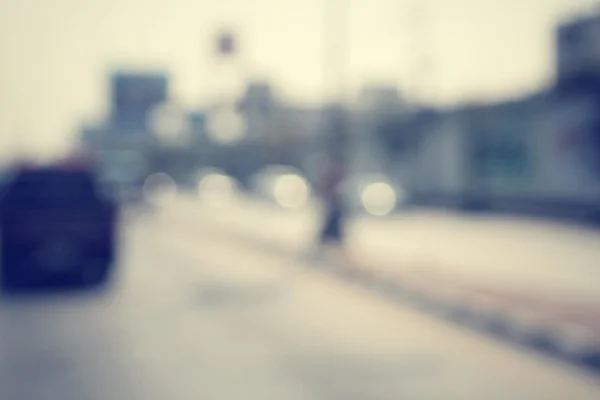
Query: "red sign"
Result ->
[[217, 32, 235, 55]]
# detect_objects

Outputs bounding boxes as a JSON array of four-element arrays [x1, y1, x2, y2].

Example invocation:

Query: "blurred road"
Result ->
[[1, 206, 600, 400]]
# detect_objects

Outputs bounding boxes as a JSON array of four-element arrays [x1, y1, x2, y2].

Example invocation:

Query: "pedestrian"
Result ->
[[311, 158, 348, 262]]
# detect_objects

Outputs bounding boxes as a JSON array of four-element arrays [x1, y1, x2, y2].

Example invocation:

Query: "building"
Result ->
[[110, 71, 169, 134], [388, 11, 600, 217], [553, 9, 600, 190], [237, 81, 275, 140], [78, 123, 104, 151], [73, 71, 170, 190], [188, 111, 208, 144], [555, 11, 600, 95], [350, 85, 407, 177], [407, 89, 600, 216], [405, 97, 538, 207], [357, 85, 404, 114]]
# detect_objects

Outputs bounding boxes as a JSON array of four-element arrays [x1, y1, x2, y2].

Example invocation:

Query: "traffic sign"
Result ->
[[216, 31, 236, 56]]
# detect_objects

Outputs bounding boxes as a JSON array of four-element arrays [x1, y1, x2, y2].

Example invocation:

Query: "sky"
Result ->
[[0, 0, 599, 158]]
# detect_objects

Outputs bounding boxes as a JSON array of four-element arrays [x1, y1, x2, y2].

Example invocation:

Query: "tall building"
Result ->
[[110, 71, 169, 134], [554, 10, 600, 181], [555, 11, 600, 94]]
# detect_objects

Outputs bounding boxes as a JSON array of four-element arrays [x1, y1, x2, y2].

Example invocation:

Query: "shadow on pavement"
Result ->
[[1, 278, 113, 303], [194, 281, 285, 309]]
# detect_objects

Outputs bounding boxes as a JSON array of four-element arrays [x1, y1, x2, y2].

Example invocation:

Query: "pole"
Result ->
[[322, 0, 349, 165], [408, 1, 433, 107], [406, 1, 432, 202], [323, 0, 347, 103]]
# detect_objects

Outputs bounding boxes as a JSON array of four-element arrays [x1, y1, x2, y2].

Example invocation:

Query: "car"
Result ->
[[0, 164, 118, 290]]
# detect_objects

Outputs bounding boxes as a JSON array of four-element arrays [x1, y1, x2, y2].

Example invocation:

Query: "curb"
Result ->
[[317, 256, 600, 374]]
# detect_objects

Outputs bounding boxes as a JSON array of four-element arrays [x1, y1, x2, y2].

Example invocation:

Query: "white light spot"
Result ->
[[207, 108, 246, 145], [143, 173, 178, 206], [198, 173, 237, 207], [149, 103, 190, 145], [361, 182, 396, 216], [273, 174, 309, 210]]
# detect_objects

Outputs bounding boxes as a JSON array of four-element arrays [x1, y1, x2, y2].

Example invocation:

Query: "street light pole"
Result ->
[[323, 0, 348, 103], [407, 0, 434, 108], [322, 0, 349, 165]]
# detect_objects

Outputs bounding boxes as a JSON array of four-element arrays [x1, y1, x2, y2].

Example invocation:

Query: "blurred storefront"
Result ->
[[534, 95, 600, 206], [404, 9, 600, 217], [465, 98, 538, 201], [408, 91, 600, 216]]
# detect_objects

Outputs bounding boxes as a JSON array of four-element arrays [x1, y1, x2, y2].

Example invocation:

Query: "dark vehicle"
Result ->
[[0, 165, 118, 289]]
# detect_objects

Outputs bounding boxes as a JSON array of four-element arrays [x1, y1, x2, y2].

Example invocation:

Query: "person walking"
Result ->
[[311, 158, 347, 261]]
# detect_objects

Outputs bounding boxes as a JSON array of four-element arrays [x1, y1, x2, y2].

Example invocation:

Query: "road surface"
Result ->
[[172, 194, 600, 302], [1, 206, 599, 400]]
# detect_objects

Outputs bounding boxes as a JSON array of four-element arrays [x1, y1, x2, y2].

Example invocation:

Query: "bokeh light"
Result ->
[[273, 174, 310, 210], [149, 103, 190, 145], [206, 107, 246, 145], [361, 182, 397, 216], [143, 173, 178, 206], [198, 173, 238, 207]]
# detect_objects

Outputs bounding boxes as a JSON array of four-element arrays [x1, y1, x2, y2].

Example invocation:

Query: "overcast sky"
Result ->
[[0, 0, 599, 158]]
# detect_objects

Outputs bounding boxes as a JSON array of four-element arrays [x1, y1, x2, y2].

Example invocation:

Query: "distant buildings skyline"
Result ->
[[2, 0, 599, 159]]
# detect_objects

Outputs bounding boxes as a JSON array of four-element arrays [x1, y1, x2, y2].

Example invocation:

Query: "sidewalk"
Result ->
[[165, 193, 600, 369]]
